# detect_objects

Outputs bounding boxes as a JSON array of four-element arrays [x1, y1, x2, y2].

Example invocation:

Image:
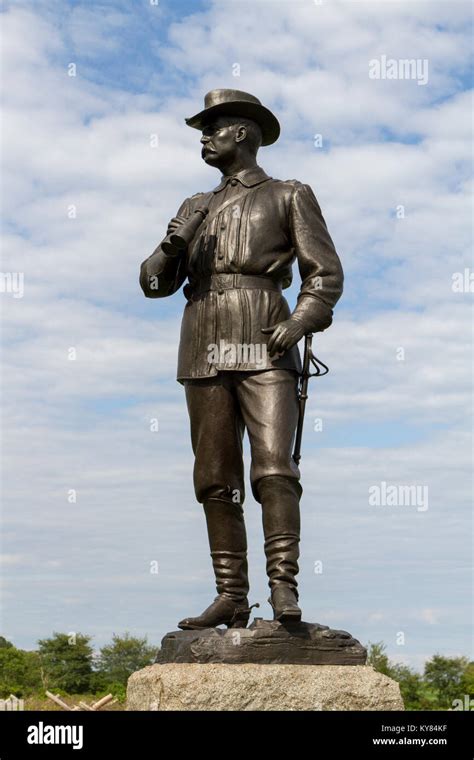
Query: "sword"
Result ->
[[292, 333, 329, 465]]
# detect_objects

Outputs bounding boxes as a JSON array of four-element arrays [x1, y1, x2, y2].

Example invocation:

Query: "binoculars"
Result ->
[[161, 206, 209, 256]]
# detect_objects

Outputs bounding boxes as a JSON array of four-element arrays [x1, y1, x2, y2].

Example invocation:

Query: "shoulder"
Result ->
[[267, 178, 310, 196], [177, 191, 209, 216], [285, 181, 320, 209], [184, 191, 208, 205], [188, 190, 212, 207], [265, 179, 318, 207], [270, 178, 304, 188]]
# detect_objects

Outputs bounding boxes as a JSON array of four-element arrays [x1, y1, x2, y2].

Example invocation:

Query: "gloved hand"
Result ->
[[261, 311, 332, 357], [261, 318, 307, 357], [166, 215, 187, 235]]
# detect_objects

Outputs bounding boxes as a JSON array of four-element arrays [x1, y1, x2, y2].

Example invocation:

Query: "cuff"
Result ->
[[291, 295, 334, 332]]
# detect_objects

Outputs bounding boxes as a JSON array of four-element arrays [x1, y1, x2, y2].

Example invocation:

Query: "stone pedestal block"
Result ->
[[127, 663, 404, 711]]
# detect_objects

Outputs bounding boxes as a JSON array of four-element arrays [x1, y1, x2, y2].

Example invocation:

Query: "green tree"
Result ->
[[96, 633, 156, 686], [459, 661, 474, 701], [367, 641, 393, 676], [0, 636, 14, 649], [0, 646, 42, 697], [389, 663, 425, 711], [424, 654, 469, 709], [37, 632, 94, 693], [367, 642, 427, 710]]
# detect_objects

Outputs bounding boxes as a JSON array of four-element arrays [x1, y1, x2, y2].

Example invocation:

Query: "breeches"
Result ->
[[184, 369, 301, 504]]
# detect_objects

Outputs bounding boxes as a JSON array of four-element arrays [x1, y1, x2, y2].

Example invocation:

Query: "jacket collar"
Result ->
[[212, 166, 271, 193]]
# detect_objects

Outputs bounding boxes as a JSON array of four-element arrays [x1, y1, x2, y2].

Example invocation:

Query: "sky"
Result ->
[[0, 0, 472, 674]]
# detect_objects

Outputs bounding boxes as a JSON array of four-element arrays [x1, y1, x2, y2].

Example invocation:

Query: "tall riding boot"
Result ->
[[178, 498, 258, 630], [257, 475, 303, 622]]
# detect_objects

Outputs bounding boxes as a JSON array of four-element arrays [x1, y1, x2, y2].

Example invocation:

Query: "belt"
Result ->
[[191, 274, 282, 296]]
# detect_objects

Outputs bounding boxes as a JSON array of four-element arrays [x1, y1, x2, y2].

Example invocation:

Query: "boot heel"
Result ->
[[226, 601, 260, 629], [268, 591, 301, 622]]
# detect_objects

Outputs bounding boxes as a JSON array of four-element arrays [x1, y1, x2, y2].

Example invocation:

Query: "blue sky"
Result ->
[[1, 0, 472, 673]]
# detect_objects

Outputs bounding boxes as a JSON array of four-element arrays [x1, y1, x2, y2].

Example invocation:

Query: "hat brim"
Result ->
[[185, 101, 280, 146]]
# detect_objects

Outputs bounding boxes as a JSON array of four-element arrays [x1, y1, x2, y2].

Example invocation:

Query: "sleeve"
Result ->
[[139, 197, 191, 298], [289, 182, 344, 331]]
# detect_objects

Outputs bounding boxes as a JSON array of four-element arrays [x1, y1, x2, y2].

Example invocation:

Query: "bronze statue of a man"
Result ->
[[140, 90, 344, 630]]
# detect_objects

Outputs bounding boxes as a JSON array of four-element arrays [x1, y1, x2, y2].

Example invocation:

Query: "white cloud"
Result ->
[[0, 554, 29, 567], [420, 608, 440, 625]]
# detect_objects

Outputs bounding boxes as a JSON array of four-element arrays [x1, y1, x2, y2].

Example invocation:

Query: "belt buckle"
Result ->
[[214, 274, 226, 295]]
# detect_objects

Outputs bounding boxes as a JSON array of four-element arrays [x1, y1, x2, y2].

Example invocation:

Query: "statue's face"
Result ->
[[200, 116, 240, 167]]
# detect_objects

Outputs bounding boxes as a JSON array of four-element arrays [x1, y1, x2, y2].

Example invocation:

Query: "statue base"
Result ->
[[127, 620, 404, 711], [155, 617, 367, 665], [127, 662, 404, 711]]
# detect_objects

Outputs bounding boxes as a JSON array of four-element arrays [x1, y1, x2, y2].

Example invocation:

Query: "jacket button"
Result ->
[[230, 178, 238, 186], [218, 290, 224, 295], [218, 253, 224, 259], [220, 223, 226, 230]]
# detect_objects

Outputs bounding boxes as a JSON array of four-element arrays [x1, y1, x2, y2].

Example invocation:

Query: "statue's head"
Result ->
[[199, 115, 263, 168], [185, 89, 280, 169]]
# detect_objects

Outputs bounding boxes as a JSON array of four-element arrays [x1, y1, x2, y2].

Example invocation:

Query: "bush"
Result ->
[[367, 642, 473, 711], [0, 647, 42, 698], [424, 654, 470, 709], [95, 632, 156, 686], [37, 632, 94, 693]]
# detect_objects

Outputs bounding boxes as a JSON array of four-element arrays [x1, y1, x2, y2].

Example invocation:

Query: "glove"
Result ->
[[261, 317, 307, 357], [166, 215, 187, 235], [261, 312, 332, 358]]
